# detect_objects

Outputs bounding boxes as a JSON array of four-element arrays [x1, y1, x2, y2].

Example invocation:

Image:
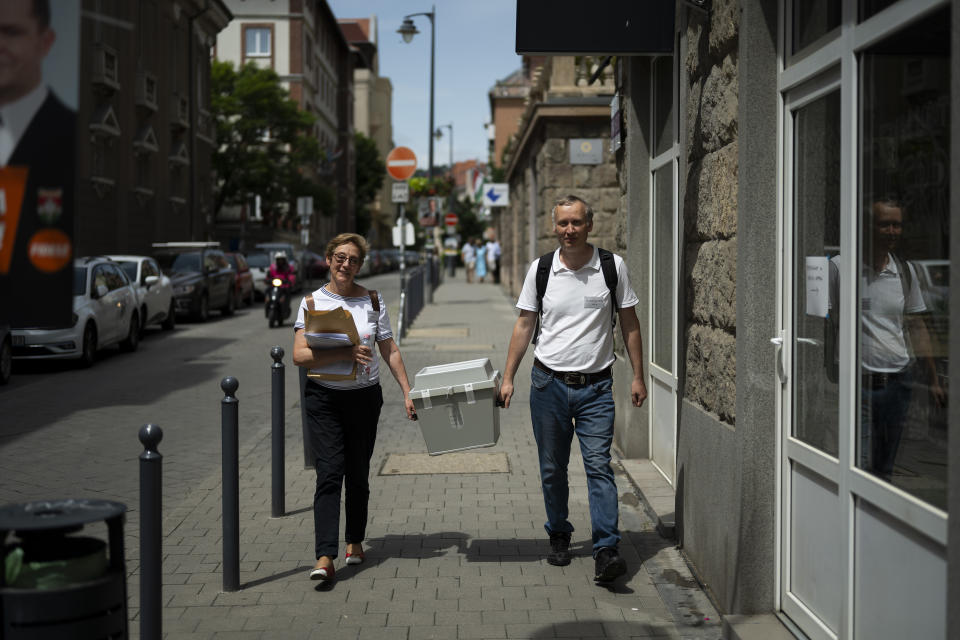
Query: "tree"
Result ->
[[353, 132, 385, 238], [210, 61, 331, 225]]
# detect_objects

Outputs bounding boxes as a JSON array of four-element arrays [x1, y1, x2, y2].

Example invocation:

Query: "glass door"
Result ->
[[648, 54, 679, 484]]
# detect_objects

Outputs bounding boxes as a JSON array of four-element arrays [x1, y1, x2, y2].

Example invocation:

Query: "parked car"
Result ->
[[225, 252, 255, 306], [912, 259, 949, 315], [303, 251, 329, 280], [0, 325, 11, 384], [11, 257, 140, 367], [255, 242, 302, 290], [380, 249, 400, 272], [152, 243, 236, 321], [107, 255, 176, 332], [245, 251, 271, 300]]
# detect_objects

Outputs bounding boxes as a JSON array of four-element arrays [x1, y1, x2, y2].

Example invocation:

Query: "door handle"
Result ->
[[770, 332, 787, 384]]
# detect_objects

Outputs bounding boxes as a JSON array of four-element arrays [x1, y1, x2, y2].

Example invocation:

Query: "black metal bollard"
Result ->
[[270, 346, 285, 518], [139, 424, 163, 640], [220, 376, 240, 592]]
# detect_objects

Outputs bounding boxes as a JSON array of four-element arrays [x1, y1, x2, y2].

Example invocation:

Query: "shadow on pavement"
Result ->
[[0, 335, 233, 445]]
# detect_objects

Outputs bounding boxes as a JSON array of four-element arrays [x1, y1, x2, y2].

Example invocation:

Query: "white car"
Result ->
[[244, 251, 271, 300], [108, 255, 176, 332], [12, 257, 141, 367]]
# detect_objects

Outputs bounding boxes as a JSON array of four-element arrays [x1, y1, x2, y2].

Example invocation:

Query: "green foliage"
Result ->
[[489, 165, 506, 183], [210, 60, 331, 223], [452, 196, 487, 241], [353, 132, 385, 238], [409, 175, 455, 197]]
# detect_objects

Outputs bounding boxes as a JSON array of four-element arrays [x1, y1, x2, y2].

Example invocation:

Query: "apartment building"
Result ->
[[75, 0, 231, 255], [216, 0, 354, 248], [339, 16, 394, 248]]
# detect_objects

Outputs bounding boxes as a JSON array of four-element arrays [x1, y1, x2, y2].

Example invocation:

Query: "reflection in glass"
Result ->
[[858, 8, 950, 510], [653, 56, 674, 158], [652, 167, 673, 372], [859, 0, 898, 21], [793, 91, 841, 457], [793, 0, 841, 54]]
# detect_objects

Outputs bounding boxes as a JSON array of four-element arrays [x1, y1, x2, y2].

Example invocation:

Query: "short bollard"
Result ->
[[139, 424, 163, 640], [270, 346, 285, 518], [220, 376, 240, 592]]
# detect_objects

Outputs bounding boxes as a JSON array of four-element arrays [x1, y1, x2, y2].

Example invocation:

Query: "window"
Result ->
[[245, 27, 271, 57], [856, 7, 950, 510]]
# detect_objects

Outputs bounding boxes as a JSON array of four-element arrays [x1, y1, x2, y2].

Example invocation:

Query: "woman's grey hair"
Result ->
[[551, 194, 594, 224]]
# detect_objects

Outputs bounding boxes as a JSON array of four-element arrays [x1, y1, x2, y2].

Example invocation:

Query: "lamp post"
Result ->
[[397, 6, 436, 180], [435, 123, 453, 175]]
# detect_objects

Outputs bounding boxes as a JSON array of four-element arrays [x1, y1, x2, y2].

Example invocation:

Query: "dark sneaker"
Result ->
[[594, 547, 627, 582], [547, 531, 572, 566]]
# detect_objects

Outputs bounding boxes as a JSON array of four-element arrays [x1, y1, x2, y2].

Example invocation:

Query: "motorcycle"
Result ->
[[265, 278, 292, 328]]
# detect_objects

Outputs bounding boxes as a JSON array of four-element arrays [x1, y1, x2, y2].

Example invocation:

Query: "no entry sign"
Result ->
[[386, 146, 417, 181]]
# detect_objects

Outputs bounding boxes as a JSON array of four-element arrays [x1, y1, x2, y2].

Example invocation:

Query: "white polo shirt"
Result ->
[[516, 247, 638, 373], [829, 254, 926, 373]]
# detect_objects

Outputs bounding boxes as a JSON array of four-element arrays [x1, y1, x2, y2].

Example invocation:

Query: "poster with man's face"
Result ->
[[0, 0, 79, 327]]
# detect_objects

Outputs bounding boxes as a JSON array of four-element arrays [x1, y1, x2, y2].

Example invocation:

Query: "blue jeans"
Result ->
[[528, 365, 619, 554], [860, 370, 911, 476]]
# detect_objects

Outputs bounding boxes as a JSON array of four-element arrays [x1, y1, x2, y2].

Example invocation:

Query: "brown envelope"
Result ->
[[304, 297, 360, 381]]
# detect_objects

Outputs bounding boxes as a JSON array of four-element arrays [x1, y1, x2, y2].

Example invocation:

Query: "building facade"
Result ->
[[76, 0, 231, 255], [339, 16, 394, 249], [216, 0, 354, 249], [504, 1, 958, 637]]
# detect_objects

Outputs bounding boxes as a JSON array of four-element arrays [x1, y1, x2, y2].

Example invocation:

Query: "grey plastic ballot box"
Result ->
[[410, 358, 502, 455]]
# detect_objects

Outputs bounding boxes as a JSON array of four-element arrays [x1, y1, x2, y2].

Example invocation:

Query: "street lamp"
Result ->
[[398, 6, 436, 179], [434, 123, 453, 175]]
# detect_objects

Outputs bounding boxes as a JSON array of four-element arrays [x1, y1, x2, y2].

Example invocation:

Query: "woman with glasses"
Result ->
[[292, 233, 417, 583]]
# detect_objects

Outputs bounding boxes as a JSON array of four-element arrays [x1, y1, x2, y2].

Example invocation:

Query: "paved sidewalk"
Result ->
[[129, 270, 722, 639]]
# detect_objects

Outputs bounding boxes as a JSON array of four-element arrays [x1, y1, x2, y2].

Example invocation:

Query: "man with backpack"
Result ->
[[498, 194, 647, 583], [829, 197, 945, 478]]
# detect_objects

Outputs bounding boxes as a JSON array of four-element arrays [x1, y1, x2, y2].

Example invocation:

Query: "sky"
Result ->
[[328, 0, 522, 173]]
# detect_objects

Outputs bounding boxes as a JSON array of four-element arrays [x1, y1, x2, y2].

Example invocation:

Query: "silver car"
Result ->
[[108, 255, 176, 332], [12, 257, 141, 367]]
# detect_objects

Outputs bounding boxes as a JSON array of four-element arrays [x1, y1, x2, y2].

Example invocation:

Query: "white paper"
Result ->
[[805, 257, 829, 318], [305, 332, 353, 348]]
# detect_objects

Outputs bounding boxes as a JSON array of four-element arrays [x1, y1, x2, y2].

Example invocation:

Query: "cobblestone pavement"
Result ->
[[0, 269, 721, 639]]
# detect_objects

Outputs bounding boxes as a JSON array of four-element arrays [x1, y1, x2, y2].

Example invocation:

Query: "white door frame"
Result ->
[[776, 1, 949, 638], [648, 49, 681, 486]]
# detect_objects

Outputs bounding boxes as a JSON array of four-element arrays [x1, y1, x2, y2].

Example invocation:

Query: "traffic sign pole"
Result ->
[[385, 146, 418, 344]]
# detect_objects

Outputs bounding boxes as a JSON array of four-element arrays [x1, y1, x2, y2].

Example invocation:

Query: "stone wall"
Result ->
[[682, 1, 740, 424]]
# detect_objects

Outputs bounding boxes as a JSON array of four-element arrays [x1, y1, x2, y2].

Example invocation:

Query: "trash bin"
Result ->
[[0, 499, 128, 639], [410, 358, 501, 455]]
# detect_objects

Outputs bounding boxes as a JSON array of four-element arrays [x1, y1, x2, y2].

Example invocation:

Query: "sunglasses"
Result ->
[[332, 252, 362, 266]]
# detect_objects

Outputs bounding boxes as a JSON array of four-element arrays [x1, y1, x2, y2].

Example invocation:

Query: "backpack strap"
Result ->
[[598, 249, 620, 330], [532, 253, 553, 345], [368, 290, 380, 313], [306, 294, 315, 312]]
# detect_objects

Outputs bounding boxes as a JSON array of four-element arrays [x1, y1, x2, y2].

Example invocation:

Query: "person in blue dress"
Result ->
[[474, 238, 488, 283]]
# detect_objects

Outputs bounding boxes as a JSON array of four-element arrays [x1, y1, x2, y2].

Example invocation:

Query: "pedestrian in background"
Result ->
[[474, 238, 488, 283], [486, 236, 502, 284], [292, 233, 417, 583], [499, 194, 647, 583], [461, 237, 476, 283]]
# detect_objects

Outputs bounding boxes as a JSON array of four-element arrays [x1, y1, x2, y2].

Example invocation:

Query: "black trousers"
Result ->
[[304, 381, 383, 559]]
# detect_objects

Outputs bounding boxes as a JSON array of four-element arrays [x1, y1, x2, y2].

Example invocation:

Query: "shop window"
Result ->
[[857, 7, 950, 510]]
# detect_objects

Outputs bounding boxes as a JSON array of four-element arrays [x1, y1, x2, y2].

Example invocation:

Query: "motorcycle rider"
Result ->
[[266, 251, 297, 319]]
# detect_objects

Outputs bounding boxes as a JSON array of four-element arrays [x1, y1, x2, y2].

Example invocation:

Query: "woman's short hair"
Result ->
[[551, 194, 594, 224], [325, 233, 368, 263]]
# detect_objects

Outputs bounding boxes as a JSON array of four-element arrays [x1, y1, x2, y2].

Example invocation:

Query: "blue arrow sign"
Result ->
[[486, 187, 501, 203]]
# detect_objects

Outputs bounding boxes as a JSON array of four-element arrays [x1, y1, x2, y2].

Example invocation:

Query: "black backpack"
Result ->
[[532, 248, 619, 345]]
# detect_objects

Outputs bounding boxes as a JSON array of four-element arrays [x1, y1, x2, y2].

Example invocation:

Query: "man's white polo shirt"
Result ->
[[517, 247, 638, 373]]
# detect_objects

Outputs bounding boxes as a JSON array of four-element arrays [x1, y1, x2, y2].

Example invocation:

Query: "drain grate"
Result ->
[[379, 452, 509, 475]]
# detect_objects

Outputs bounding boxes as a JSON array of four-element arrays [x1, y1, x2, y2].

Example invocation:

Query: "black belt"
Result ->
[[862, 370, 905, 390], [534, 359, 611, 386]]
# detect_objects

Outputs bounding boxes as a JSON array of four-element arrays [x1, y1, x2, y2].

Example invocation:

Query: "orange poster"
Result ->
[[0, 167, 29, 275]]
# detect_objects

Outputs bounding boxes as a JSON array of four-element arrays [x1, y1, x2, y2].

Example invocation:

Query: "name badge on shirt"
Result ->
[[367, 310, 378, 323], [584, 296, 604, 309]]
